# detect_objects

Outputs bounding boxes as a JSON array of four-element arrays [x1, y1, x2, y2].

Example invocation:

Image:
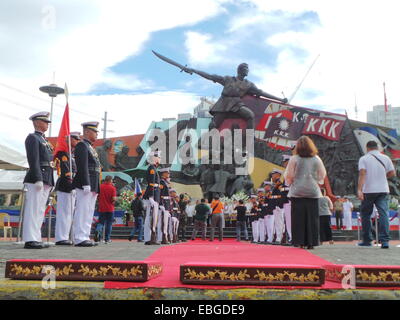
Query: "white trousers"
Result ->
[[251, 220, 259, 242], [283, 201, 292, 241], [170, 216, 179, 240], [273, 207, 285, 242], [157, 206, 171, 242], [343, 211, 353, 230], [55, 190, 76, 242], [258, 217, 265, 242], [73, 189, 97, 244], [22, 183, 51, 243], [264, 214, 275, 242], [143, 198, 159, 242]]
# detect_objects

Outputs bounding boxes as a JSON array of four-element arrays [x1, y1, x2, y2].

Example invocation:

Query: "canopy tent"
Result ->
[[0, 144, 28, 170], [0, 170, 26, 192]]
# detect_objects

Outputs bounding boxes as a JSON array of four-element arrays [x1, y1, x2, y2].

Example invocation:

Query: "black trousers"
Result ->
[[335, 211, 343, 229], [291, 198, 320, 247], [319, 215, 332, 242]]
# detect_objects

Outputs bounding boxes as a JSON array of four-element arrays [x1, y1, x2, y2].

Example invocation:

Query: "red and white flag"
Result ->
[[53, 85, 70, 156]]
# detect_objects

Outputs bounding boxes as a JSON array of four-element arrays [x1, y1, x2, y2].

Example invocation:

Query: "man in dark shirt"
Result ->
[[178, 194, 188, 242], [235, 200, 249, 241], [129, 193, 145, 242], [191, 199, 210, 240], [94, 176, 117, 243]]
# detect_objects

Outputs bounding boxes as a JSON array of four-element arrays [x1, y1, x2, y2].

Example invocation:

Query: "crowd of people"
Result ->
[[21, 111, 396, 250]]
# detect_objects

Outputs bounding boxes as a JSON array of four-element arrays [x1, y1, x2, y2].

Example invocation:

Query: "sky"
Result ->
[[1, 0, 400, 154]]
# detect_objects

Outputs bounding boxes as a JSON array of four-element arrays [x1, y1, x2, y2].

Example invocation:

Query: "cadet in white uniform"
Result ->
[[281, 154, 292, 244], [54, 132, 80, 245], [72, 122, 101, 247], [143, 151, 161, 245], [271, 169, 285, 244], [157, 167, 172, 244], [23, 112, 55, 249]]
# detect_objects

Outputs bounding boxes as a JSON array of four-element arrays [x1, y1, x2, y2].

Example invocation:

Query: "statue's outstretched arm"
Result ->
[[250, 85, 287, 104], [184, 67, 225, 85]]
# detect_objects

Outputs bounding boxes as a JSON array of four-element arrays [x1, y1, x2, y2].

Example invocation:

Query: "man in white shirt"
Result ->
[[342, 197, 354, 230], [357, 140, 396, 248]]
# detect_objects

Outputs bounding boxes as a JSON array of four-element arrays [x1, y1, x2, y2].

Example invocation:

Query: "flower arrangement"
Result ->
[[118, 190, 135, 212], [221, 191, 249, 205]]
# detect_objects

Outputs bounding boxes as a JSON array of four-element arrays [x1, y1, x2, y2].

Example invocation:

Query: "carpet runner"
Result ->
[[104, 239, 343, 289]]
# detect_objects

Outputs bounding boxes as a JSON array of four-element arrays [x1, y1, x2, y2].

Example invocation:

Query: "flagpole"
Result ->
[[65, 84, 75, 244]]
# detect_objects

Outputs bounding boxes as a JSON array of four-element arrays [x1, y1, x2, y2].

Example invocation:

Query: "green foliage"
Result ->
[[118, 190, 135, 212], [221, 191, 249, 205]]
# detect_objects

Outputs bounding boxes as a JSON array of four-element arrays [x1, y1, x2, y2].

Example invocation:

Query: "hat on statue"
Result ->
[[82, 121, 99, 132], [29, 111, 51, 123]]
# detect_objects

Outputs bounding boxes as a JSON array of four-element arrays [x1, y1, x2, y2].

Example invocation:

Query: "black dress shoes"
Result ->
[[74, 240, 98, 247], [24, 241, 49, 249], [55, 240, 73, 246]]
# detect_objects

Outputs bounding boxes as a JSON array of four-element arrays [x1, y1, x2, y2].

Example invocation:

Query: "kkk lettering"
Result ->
[[264, 117, 303, 140], [302, 116, 345, 141]]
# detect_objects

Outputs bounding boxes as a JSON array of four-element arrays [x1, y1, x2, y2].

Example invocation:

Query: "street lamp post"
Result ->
[[39, 83, 64, 137]]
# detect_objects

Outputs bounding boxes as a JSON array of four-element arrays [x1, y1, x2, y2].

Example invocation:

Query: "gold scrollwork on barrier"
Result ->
[[9, 263, 145, 279], [357, 270, 400, 283], [183, 268, 320, 283], [184, 268, 250, 282], [254, 270, 320, 283], [148, 264, 163, 277]]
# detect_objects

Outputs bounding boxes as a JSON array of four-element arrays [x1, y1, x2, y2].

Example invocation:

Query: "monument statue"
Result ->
[[115, 145, 140, 171], [153, 50, 287, 130], [95, 139, 113, 171]]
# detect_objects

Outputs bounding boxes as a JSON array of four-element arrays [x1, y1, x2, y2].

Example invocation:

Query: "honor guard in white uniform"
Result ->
[[281, 154, 292, 244], [54, 132, 80, 246], [72, 122, 101, 247], [143, 151, 161, 245], [23, 112, 55, 249], [263, 182, 275, 244], [158, 167, 172, 244], [248, 195, 259, 242], [169, 188, 180, 243], [270, 168, 285, 244], [256, 188, 266, 242]]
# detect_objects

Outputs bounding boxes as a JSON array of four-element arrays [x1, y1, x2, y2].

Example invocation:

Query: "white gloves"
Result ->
[[83, 185, 91, 194], [35, 181, 43, 191]]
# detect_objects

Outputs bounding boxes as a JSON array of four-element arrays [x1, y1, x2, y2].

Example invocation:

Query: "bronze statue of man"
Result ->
[[183, 63, 288, 129]]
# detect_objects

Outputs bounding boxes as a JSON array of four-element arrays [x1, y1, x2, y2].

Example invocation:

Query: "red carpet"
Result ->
[[104, 239, 343, 290]]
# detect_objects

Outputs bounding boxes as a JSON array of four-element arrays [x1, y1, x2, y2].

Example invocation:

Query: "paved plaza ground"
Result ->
[[1, 239, 400, 279], [1, 239, 400, 300]]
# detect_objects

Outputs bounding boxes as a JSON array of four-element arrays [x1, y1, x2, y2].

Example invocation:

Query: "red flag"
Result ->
[[53, 103, 70, 156], [384, 82, 388, 112]]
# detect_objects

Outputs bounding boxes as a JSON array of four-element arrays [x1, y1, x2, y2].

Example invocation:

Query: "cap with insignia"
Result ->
[[82, 121, 99, 132], [169, 188, 176, 193], [70, 131, 81, 140], [257, 188, 265, 193], [282, 154, 291, 162], [263, 181, 273, 186], [29, 111, 51, 123], [250, 195, 258, 199], [159, 167, 170, 173], [271, 168, 283, 175]]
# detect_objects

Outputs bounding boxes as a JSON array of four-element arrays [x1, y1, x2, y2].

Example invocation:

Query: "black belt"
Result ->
[[40, 161, 55, 168]]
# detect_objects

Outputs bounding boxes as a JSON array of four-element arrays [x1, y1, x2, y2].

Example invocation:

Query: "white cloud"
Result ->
[[242, 1, 400, 121], [185, 31, 228, 66]]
